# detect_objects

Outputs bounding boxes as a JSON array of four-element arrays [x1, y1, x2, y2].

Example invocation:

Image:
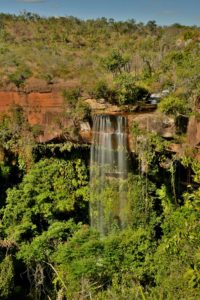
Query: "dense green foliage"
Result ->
[[0, 155, 89, 299], [113, 73, 148, 104], [0, 112, 199, 299], [158, 94, 189, 116]]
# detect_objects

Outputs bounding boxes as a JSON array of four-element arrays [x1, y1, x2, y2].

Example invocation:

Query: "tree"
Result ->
[[1, 157, 89, 299], [63, 87, 91, 140], [103, 50, 130, 76], [3, 158, 89, 241], [53, 226, 155, 299], [114, 73, 148, 105], [146, 20, 157, 33], [152, 170, 200, 299], [158, 95, 189, 117], [0, 256, 14, 299], [8, 67, 32, 88]]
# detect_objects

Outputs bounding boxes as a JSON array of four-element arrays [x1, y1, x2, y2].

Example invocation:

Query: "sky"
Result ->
[[0, 0, 200, 26]]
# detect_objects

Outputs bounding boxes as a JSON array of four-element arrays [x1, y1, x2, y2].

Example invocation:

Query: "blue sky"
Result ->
[[0, 0, 200, 26]]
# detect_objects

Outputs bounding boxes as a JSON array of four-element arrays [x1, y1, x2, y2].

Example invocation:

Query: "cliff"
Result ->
[[0, 88, 199, 158], [0, 87, 66, 142]]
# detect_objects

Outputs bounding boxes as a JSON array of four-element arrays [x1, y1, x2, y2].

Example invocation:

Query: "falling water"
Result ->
[[90, 114, 129, 235]]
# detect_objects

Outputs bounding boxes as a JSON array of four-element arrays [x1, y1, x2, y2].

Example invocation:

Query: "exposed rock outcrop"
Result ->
[[127, 112, 175, 152], [0, 89, 66, 142], [187, 116, 200, 147], [0, 88, 199, 161]]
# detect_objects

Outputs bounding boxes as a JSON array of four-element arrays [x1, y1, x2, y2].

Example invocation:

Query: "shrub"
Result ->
[[114, 73, 148, 105], [0, 256, 14, 299], [63, 87, 91, 123], [8, 68, 32, 88], [74, 100, 91, 121], [158, 95, 189, 116], [63, 87, 81, 107], [103, 50, 130, 76], [93, 80, 110, 99]]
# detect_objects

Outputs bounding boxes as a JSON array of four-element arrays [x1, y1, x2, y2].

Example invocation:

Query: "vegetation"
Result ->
[[0, 13, 199, 109], [158, 94, 189, 116], [0, 107, 199, 299], [103, 50, 130, 76], [62, 87, 91, 140], [113, 73, 148, 105], [0, 12, 199, 300]]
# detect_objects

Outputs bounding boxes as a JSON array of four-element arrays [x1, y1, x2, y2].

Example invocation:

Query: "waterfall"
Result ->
[[90, 114, 129, 235]]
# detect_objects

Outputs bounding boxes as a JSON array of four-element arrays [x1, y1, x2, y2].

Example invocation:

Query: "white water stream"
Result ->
[[90, 114, 129, 235]]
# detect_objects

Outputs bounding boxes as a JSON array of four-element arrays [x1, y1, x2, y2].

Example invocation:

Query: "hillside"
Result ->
[[0, 13, 199, 96], [0, 13, 199, 147]]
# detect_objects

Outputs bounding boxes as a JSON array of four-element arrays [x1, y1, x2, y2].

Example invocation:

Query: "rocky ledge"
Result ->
[[0, 89, 199, 159]]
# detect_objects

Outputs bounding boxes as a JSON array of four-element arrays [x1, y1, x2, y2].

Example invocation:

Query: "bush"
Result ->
[[103, 50, 130, 76], [75, 100, 91, 121], [53, 227, 155, 299], [0, 256, 14, 299], [114, 73, 148, 105], [8, 68, 32, 88], [158, 95, 189, 116], [63, 87, 81, 107], [92, 80, 113, 101]]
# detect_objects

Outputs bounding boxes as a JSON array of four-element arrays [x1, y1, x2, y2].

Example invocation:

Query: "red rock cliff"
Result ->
[[0, 89, 68, 142], [0, 90, 200, 158]]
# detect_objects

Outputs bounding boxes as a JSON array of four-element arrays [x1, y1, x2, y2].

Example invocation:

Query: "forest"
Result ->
[[0, 13, 199, 300]]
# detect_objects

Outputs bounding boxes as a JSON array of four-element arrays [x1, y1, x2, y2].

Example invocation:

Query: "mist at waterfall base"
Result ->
[[90, 114, 130, 235]]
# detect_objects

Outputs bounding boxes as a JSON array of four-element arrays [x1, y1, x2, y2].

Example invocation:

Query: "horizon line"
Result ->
[[0, 11, 199, 27]]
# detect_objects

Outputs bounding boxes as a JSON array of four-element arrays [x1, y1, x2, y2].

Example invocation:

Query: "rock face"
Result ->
[[0, 90, 67, 142], [127, 113, 175, 137], [127, 112, 175, 152], [0, 92, 161, 144], [81, 110, 175, 152], [85, 98, 121, 113], [0, 90, 178, 144], [79, 121, 92, 143], [187, 116, 200, 147], [0, 89, 199, 160]]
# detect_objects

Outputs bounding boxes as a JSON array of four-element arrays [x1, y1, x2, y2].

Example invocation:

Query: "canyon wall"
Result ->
[[0, 89, 68, 142], [0, 90, 199, 156]]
